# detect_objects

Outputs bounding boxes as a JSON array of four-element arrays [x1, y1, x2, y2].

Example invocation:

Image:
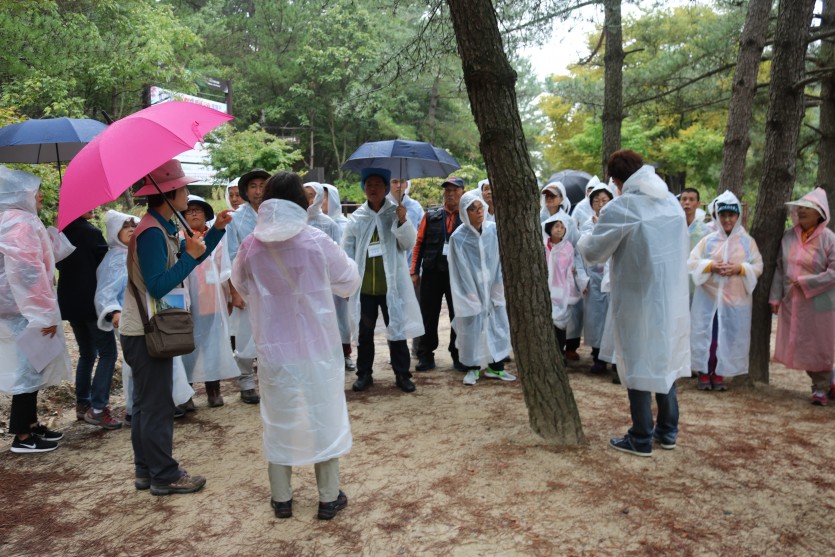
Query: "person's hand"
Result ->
[[111, 312, 121, 329], [770, 303, 780, 315], [583, 288, 589, 296], [411, 274, 420, 288], [213, 209, 235, 230], [185, 233, 207, 259], [592, 215, 599, 224], [395, 204, 407, 225], [41, 325, 57, 338], [231, 289, 246, 310]]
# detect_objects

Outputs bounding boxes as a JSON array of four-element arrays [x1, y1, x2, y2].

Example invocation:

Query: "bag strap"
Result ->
[[128, 276, 152, 333]]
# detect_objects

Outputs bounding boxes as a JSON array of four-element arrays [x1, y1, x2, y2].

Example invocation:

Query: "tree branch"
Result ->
[[624, 63, 737, 108], [503, 0, 599, 33]]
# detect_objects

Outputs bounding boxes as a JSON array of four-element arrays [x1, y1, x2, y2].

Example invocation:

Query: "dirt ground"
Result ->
[[1, 314, 834, 557]]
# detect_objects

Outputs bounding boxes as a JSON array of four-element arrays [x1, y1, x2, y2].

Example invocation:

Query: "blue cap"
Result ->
[[361, 167, 391, 193], [441, 177, 465, 188], [716, 202, 740, 215]]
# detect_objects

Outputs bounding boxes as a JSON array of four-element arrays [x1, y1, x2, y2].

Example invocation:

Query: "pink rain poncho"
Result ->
[[689, 191, 763, 377], [769, 187, 835, 371], [543, 211, 587, 329], [232, 198, 361, 466]]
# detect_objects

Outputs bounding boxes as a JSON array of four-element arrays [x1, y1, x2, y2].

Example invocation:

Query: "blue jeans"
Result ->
[[626, 384, 679, 450], [70, 320, 118, 410]]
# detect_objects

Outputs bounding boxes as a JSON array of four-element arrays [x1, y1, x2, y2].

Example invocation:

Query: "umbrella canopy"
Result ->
[[57, 101, 233, 230], [545, 169, 593, 207], [0, 117, 107, 164], [342, 139, 460, 180]]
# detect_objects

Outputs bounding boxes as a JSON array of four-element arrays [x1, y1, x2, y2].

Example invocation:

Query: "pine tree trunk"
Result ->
[[601, 0, 623, 177], [818, 0, 835, 232], [748, 0, 816, 383], [718, 0, 772, 198], [447, 0, 585, 445]]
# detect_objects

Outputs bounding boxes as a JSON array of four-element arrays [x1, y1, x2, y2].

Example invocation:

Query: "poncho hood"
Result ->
[[0, 165, 40, 215], [104, 209, 139, 249], [589, 182, 616, 204], [622, 165, 669, 199], [787, 187, 830, 227], [585, 175, 602, 194], [225, 178, 240, 209], [254, 199, 308, 242], [304, 181, 325, 219], [323, 184, 346, 221], [542, 210, 574, 245], [459, 190, 484, 231], [712, 190, 743, 239], [542, 181, 572, 213]]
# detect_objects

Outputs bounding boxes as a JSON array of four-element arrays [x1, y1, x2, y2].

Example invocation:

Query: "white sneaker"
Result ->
[[483, 368, 516, 381], [463, 370, 479, 385], [344, 357, 356, 372]]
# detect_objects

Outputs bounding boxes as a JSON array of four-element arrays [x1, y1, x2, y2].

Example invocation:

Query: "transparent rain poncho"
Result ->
[[688, 191, 762, 377], [769, 187, 835, 371], [571, 176, 600, 229], [225, 178, 239, 209], [578, 165, 691, 393], [578, 182, 616, 348], [231, 199, 361, 465], [476, 179, 495, 222], [226, 199, 258, 358], [342, 197, 424, 341], [543, 211, 587, 329], [0, 166, 71, 394], [387, 180, 425, 231], [447, 191, 511, 367], [323, 183, 350, 235]]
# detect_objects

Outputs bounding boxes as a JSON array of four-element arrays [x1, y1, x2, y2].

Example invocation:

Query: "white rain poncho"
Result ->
[[231, 199, 361, 466], [46, 226, 75, 262], [572, 176, 600, 228], [477, 179, 495, 222], [0, 166, 71, 395], [689, 191, 763, 377], [323, 183, 350, 234], [539, 181, 572, 226], [225, 178, 240, 209], [543, 212, 587, 329], [579, 182, 616, 348], [180, 220, 238, 384], [342, 197, 424, 341], [577, 165, 690, 393], [226, 201, 258, 358], [94, 210, 138, 331], [387, 181, 425, 231], [448, 191, 511, 367]]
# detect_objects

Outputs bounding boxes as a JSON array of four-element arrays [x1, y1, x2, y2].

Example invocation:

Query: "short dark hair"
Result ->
[[264, 171, 307, 210], [681, 187, 700, 201], [589, 189, 613, 204], [146, 189, 178, 208], [607, 150, 644, 183]]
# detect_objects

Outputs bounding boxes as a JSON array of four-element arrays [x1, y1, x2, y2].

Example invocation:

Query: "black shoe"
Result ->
[[240, 389, 260, 404], [271, 498, 293, 519], [10, 435, 58, 454], [395, 376, 416, 393], [317, 490, 348, 520], [415, 357, 436, 372], [352, 375, 373, 392], [174, 406, 186, 419], [31, 424, 63, 441], [453, 360, 468, 373]]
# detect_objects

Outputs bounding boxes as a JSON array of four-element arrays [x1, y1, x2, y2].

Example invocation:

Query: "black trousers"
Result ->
[[9, 391, 37, 435], [554, 326, 567, 354], [121, 335, 180, 485], [357, 294, 411, 379], [417, 269, 458, 362]]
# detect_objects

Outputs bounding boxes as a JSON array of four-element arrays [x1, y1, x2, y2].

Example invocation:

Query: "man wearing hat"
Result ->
[[120, 159, 233, 495], [225, 168, 270, 404], [411, 177, 466, 372], [342, 168, 424, 393]]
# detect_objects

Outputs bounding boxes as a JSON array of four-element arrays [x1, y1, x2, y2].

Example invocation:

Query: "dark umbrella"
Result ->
[[0, 117, 107, 181], [545, 169, 593, 208]]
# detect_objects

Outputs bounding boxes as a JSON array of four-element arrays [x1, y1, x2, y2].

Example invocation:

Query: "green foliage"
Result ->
[[206, 124, 303, 182]]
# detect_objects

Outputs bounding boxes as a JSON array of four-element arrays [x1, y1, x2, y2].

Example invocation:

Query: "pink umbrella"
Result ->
[[57, 101, 233, 230]]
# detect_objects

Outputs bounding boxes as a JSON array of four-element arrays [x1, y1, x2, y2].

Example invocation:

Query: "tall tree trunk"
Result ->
[[426, 75, 440, 143], [748, 0, 816, 383], [818, 0, 835, 231], [447, 0, 585, 445], [601, 0, 623, 177], [308, 108, 315, 169], [718, 0, 772, 198]]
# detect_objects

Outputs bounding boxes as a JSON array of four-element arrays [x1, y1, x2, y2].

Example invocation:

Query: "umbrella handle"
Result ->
[[146, 173, 194, 238]]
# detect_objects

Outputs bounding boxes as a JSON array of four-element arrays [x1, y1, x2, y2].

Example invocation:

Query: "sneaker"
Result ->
[[11, 435, 58, 454], [150, 472, 207, 496], [711, 374, 727, 392], [811, 390, 829, 406], [75, 403, 90, 421], [271, 499, 293, 519], [652, 433, 676, 450], [135, 477, 151, 491], [317, 490, 348, 520], [609, 436, 652, 457], [84, 407, 123, 430], [240, 389, 260, 404], [697, 373, 712, 391], [483, 368, 516, 382], [463, 370, 479, 385], [565, 350, 580, 361], [344, 357, 357, 372], [31, 424, 63, 441], [180, 398, 197, 412]]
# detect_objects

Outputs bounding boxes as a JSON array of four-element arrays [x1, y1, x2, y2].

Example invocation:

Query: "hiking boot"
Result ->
[[317, 490, 348, 520], [711, 374, 727, 392], [240, 389, 260, 404], [31, 423, 63, 441], [206, 382, 224, 408], [463, 370, 479, 386], [344, 357, 357, 372], [609, 436, 651, 457], [395, 375, 416, 393], [75, 403, 90, 421], [11, 435, 58, 454], [697, 373, 712, 391], [483, 368, 516, 382], [565, 350, 580, 361], [84, 407, 123, 430], [415, 357, 436, 372], [150, 472, 206, 496], [811, 390, 829, 406], [179, 398, 197, 412], [352, 375, 373, 392], [135, 477, 151, 491], [452, 359, 469, 373], [271, 499, 293, 519]]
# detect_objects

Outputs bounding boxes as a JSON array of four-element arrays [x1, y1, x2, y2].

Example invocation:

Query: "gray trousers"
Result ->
[[268, 458, 340, 503], [235, 354, 257, 391]]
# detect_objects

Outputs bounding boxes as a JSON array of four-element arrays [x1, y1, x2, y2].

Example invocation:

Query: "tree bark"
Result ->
[[817, 0, 835, 232], [748, 0, 816, 383], [718, 0, 772, 198], [601, 0, 623, 177], [447, 0, 585, 445]]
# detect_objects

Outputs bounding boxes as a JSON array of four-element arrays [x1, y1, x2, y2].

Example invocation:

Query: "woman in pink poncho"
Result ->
[[769, 187, 835, 405]]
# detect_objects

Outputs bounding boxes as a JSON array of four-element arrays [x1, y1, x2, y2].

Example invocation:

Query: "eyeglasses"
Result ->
[[184, 208, 204, 216], [467, 205, 484, 212]]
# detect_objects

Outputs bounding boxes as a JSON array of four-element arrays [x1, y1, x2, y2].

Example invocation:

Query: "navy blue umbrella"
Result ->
[[0, 117, 107, 181], [342, 139, 461, 181]]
